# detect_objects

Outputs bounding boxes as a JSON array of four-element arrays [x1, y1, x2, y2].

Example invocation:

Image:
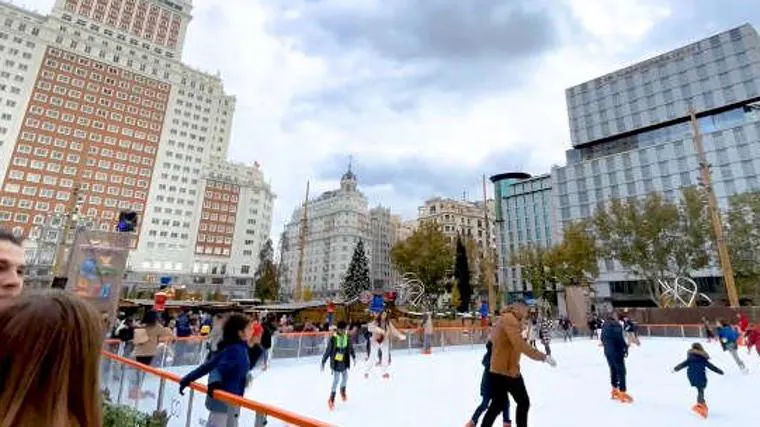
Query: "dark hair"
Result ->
[[691, 342, 705, 352], [0, 229, 22, 246], [142, 310, 159, 326], [337, 321, 347, 330], [221, 313, 250, 344]]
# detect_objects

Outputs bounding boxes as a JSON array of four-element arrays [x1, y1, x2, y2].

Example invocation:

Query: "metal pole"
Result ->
[[689, 109, 739, 307], [482, 175, 496, 314], [157, 378, 166, 412], [185, 389, 194, 427]]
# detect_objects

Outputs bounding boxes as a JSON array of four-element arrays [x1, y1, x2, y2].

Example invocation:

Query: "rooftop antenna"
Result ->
[[348, 154, 353, 173]]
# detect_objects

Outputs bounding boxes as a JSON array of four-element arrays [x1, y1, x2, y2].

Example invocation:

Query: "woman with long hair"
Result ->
[[180, 313, 253, 427], [364, 310, 406, 379], [0, 290, 104, 427]]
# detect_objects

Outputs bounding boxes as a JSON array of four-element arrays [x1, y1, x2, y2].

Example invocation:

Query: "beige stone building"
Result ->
[[417, 197, 496, 250]]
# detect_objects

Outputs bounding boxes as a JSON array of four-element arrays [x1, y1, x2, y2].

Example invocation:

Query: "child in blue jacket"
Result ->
[[466, 341, 511, 427], [179, 314, 252, 427], [717, 322, 747, 372], [673, 342, 723, 418]]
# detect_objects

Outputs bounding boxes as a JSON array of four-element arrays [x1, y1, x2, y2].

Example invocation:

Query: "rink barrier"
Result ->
[[103, 323, 717, 369], [100, 350, 333, 427]]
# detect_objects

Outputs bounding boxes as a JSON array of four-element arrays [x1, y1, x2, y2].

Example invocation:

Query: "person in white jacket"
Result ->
[[365, 310, 406, 379]]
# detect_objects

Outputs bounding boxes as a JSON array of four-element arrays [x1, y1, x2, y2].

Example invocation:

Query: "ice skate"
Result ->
[[617, 391, 633, 403], [340, 387, 347, 402], [610, 388, 621, 400], [464, 421, 475, 427], [503, 423, 512, 427], [328, 392, 336, 411], [364, 373, 369, 379], [382, 372, 390, 379], [692, 403, 708, 419]]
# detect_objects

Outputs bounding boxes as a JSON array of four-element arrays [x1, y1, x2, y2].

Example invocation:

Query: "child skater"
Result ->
[[364, 310, 406, 379], [717, 321, 747, 372], [321, 321, 356, 410], [673, 342, 724, 419], [465, 341, 511, 427]]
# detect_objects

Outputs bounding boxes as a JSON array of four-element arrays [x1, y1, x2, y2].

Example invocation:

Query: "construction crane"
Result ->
[[295, 181, 309, 302]]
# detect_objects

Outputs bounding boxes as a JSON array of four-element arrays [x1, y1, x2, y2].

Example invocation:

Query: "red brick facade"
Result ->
[[0, 47, 169, 239], [195, 180, 239, 257]]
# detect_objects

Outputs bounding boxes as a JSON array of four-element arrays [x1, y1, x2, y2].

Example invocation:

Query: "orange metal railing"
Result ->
[[100, 350, 333, 427]]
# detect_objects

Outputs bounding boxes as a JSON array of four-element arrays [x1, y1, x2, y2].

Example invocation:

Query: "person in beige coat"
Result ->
[[364, 310, 406, 379], [132, 310, 174, 366], [481, 301, 556, 427]]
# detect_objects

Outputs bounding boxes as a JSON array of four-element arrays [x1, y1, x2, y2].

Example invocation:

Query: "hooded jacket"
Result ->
[[673, 348, 723, 389], [600, 319, 628, 359], [489, 308, 546, 378]]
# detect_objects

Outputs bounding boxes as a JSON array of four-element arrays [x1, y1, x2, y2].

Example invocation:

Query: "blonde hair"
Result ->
[[0, 291, 104, 427]]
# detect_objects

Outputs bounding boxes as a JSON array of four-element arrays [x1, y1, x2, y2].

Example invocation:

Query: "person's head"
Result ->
[[222, 313, 252, 343], [376, 311, 388, 323], [142, 309, 159, 326], [0, 290, 103, 426], [0, 229, 25, 302], [337, 321, 347, 332], [509, 300, 530, 319], [691, 342, 705, 352]]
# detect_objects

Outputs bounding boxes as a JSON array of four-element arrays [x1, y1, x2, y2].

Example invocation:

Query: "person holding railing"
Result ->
[[0, 290, 104, 427], [180, 313, 253, 427]]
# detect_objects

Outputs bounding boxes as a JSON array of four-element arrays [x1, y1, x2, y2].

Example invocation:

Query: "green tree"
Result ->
[[342, 240, 371, 301], [511, 244, 551, 299], [726, 191, 760, 300], [254, 238, 279, 302], [549, 220, 599, 288], [450, 283, 461, 311], [454, 237, 472, 312], [391, 221, 455, 302], [592, 189, 711, 306]]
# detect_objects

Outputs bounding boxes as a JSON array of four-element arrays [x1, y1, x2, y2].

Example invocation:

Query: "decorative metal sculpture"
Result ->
[[657, 276, 713, 307], [393, 273, 426, 309]]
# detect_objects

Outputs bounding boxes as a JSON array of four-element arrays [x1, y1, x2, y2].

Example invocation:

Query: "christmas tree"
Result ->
[[342, 240, 371, 302]]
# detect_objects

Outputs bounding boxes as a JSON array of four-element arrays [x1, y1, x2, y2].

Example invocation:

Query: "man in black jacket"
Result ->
[[601, 312, 632, 403], [322, 321, 356, 410]]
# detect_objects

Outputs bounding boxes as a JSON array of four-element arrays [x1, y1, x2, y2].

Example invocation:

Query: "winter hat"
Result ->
[[691, 342, 705, 352]]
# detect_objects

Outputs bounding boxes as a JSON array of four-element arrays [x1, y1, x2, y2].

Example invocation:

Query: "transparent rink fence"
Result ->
[[100, 350, 332, 427], [103, 324, 710, 372]]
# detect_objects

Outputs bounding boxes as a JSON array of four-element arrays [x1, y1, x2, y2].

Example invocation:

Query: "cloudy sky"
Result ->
[[17, 0, 760, 236]]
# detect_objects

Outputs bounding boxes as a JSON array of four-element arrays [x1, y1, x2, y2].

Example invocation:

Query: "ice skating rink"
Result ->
[[120, 338, 758, 426]]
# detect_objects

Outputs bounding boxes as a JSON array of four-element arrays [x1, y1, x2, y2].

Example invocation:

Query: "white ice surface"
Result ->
[[109, 338, 760, 426]]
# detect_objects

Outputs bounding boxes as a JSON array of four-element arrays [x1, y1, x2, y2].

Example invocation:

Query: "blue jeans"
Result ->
[[331, 370, 349, 392], [472, 391, 511, 424]]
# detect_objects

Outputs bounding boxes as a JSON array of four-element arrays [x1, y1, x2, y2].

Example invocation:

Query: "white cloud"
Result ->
[[9, 0, 758, 243]]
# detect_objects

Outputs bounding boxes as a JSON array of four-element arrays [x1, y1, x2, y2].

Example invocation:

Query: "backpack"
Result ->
[[133, 328, 149, 345]]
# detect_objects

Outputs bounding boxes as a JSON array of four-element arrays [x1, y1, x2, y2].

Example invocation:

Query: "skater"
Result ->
[[422, 313, 434, 354], [466, 341, 511, 427], [538, 317, 553, 356], [701, 317, 715, 343], [673, 342, 724, 419], [321, 321, 356, 411], [718, 321, 747, 372], [745, 324, 760, 356], [622, 316, 640, 346], [588, 315, 600, 340], [480, 301, 556, 427], [364, 310, 406, 379], [601, 312, 632, 403], [527, 316, 539, 349], [559, 317, 573, 342], [179, 313, 253, 427]]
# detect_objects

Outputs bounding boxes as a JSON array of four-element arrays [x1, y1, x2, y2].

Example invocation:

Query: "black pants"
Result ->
[[543, 342, 551, 356], [481, 374, 530, 427], [696, 387, 705, 404], [605, 354, 626, 392]]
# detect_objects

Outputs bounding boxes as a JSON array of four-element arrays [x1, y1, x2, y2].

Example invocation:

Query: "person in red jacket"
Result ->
[[737, 313, 749, 334], [745, 325, 760, 356]]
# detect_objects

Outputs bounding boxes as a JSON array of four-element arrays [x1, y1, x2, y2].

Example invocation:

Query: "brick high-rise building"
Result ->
[[0, 0, 274, 297]]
